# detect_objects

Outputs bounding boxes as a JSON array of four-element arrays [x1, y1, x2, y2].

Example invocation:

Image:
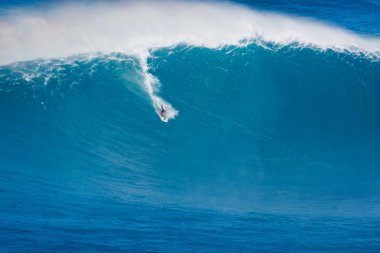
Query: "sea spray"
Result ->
[[0, 1, 379, 66]]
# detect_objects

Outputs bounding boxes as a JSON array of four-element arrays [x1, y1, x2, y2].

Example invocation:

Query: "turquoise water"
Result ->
[[1, 0, 380, 252]]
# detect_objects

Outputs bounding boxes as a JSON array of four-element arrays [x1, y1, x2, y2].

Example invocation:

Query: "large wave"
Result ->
[[1, 42, 380, 215], [0, 0, 378, 215]]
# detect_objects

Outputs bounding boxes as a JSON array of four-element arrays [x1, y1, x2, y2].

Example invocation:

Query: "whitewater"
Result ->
[[1, 0, 380, 64], [1, 0, 380, 252]]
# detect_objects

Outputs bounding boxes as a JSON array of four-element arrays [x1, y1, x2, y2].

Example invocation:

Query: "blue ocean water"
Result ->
[[1, 0, 380, 252]]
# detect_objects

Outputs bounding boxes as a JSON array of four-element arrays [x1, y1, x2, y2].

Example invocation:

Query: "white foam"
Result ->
[[0, 0, 379, 66]]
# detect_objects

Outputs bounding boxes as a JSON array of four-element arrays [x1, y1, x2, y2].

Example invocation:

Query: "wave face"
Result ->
[[1, 0, 380, 252]]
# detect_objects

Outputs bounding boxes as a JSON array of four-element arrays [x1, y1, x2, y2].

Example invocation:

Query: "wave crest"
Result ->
[[0, 0, 379, 66]]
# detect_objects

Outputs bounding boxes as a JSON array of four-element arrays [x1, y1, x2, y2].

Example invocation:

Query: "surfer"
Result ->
[[160, 104, 166, 120]]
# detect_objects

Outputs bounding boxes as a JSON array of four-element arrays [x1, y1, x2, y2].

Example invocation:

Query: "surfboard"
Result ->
[[160, 115, 169, 123]]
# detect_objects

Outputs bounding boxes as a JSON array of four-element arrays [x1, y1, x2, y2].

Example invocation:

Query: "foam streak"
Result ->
[[139, 53, 178, 122]]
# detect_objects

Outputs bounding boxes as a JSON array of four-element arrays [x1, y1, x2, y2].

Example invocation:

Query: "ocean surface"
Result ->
[[1, 0, 380, 252]]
